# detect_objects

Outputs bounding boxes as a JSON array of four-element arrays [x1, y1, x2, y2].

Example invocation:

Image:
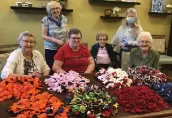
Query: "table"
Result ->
[[0, 74, 172, 118]]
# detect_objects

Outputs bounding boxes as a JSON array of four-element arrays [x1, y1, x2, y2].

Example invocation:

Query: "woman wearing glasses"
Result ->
[[1, 31, 50, 79], [53, 28, 95, 73], [42, 1, 68, 73], [128, 32, 160, 69], [91, 31, 118, 71]]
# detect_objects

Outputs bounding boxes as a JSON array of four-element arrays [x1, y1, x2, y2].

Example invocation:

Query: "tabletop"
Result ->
[[0, 74, 172, 118]]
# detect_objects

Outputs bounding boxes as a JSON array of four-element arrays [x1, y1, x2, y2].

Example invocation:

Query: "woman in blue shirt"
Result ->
[[42, 1, 68, 74]]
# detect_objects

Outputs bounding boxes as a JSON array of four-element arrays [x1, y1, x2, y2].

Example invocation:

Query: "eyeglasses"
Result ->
[[140, 40, 150, 44], [99, 38, 107, 41], [23, 40, 35, 44], [50, 7, 61, 11], [70, 37, 81, 40]]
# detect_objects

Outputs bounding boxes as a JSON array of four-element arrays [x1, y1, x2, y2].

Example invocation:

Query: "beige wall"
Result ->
[[0, 0, 172, 55]]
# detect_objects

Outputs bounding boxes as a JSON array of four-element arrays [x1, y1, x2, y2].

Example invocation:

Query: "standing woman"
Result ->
[[111, 8, 143, 53], [42, 1, 68, 73]]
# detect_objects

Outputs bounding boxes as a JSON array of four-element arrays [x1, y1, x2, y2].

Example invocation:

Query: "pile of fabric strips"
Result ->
[[151, 82, 172, 104], [95, 67, 133, 89], [112, 85, 168, 113], [9, 92, 69, 118], [65, 85, 118, 118], [45, 70, 90, 93], [127, 65, 167, 86], [0, 76, 41, 101]]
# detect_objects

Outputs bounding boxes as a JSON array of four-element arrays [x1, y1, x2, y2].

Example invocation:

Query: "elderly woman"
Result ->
[[111, 8, 143, 53], [42, 1, 68, 73], [128, 32, 160, 69], [53, 28, 95, 73], [1, 31, 50, 79], [91, 31, 118, 70]]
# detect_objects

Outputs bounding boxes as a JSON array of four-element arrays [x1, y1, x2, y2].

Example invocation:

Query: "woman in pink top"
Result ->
[[91, 31, 118, 71]]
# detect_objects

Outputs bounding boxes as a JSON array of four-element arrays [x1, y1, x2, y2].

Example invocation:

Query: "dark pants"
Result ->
[[45, 49, 58, 75]]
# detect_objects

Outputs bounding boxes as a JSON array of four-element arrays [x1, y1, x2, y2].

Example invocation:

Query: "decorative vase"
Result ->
[[104, 9, 113, 17], [151, 0, 165, 13], [113, 11, 119, 17], [61, 2, 67, 9]]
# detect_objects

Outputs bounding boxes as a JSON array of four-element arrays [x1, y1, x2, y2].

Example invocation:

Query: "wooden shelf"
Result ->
[[89, 0, 140, 5], [10, 6, 73, 13], [148, 12, 172, 15], [100, 16, 124, 20]]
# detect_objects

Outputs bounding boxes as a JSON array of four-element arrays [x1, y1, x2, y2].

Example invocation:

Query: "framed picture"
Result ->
[[151, 0, 165, 13]]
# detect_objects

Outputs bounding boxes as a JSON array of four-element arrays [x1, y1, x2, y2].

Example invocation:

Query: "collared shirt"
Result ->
[[42, 15, 67, 50], [128, 48, 160, 69]]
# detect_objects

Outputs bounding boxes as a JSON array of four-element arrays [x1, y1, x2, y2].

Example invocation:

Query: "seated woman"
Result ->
[[90, 31, 118, 70], [128, 32, 160, 69], [1, 31, 50, 79], [53, 28, 95, 73]]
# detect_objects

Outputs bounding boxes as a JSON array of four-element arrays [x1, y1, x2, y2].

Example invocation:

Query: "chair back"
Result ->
[[151, 35, 166, 54]]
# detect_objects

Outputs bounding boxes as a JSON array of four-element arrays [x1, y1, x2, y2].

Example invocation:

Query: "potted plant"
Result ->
[[59, 0, 68, 9]]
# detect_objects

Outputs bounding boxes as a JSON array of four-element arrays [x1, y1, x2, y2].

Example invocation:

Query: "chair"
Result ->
[[0, 44, 18, 73], [151, 35, 172, 69]]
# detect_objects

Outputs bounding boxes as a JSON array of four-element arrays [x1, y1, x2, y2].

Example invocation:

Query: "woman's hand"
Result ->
[[52, 38, 64, 46], [119, 43, 125, 48], [30, 72, 42, 78]]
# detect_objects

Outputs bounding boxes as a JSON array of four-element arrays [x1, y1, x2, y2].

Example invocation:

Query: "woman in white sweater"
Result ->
[[1, 31, 50, 79]]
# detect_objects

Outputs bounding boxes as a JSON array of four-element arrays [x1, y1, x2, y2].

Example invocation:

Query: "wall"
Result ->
[[0, 0, 171, 55]]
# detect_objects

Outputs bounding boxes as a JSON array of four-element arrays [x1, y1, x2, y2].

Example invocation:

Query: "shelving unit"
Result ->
[[100, 16, 124, 20], [10, 6, 73, 13], [89, 0, 141, 5], [148, 12, 172, 15]]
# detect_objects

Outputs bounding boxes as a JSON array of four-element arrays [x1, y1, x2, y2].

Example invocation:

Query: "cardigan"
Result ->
[[90, 43, 118, 69], [1, 48, 50, 79]]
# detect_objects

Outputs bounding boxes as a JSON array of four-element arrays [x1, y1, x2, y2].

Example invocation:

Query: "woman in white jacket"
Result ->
[[1, 31, 50, 79]]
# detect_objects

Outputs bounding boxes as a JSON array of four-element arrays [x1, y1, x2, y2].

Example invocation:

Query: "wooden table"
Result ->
[[0, 74, 172, 118]]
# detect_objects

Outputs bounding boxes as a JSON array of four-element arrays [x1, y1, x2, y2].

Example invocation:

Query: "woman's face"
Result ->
[[98, 36, 107, 47], [50, 3, 61, 18], [126, 12, 136, 25], [138, 36, 151, 51], [69, 34, 81, 49], [20, 36, 35, 53]]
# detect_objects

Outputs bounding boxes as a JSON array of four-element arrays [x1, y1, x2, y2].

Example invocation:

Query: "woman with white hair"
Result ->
[[42, 1, 68, 73], [128, 32, 160, 69], [111, 8, 143, 53], [1, 31, 50, 79]]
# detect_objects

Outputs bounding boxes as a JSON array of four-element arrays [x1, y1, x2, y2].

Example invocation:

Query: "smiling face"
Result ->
[[49, 3, 61, 18], [69, 34, 81, 49], [138, 36, 151, 51], [98, 36, 107, 47], [20, 36, 35, 53]]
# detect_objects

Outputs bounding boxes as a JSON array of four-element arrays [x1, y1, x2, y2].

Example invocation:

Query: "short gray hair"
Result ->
[[137, 32, 153, 43], [18, 31, 36, 47], [46, 1, 61, 14]]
